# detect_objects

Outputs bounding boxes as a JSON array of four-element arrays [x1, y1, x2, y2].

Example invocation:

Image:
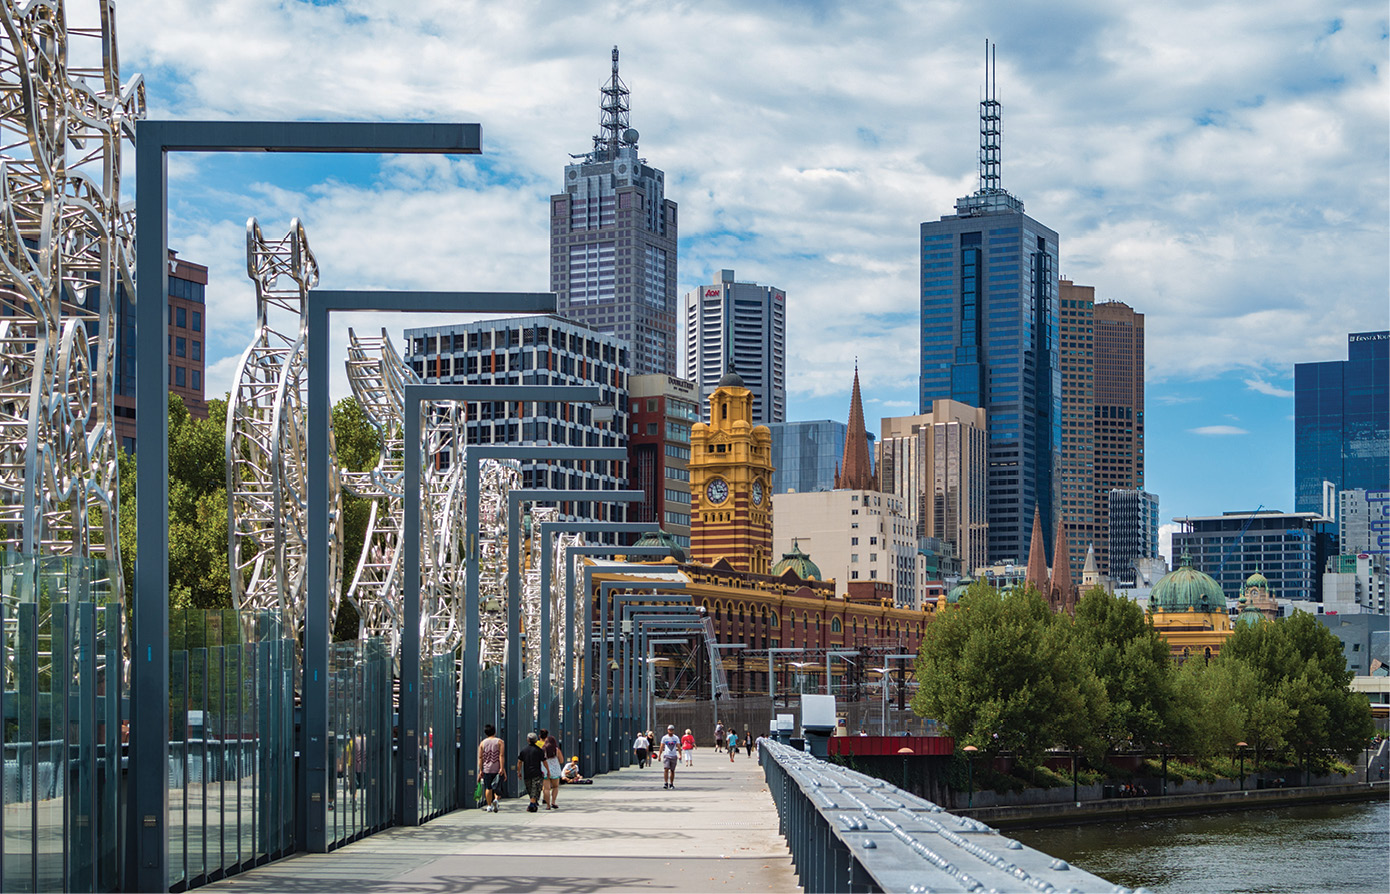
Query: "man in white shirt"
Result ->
[[660, 725, 682, 789], [633, 732, 650, 768]]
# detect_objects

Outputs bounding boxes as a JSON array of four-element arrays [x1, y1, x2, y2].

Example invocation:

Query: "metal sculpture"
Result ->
[[225, 218, 343, 636], [0, 0, 140, 595]]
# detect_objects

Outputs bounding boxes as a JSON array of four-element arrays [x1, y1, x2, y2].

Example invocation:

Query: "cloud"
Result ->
[[869, 399, 915, 409], [1188, 425, 1249, 436], [1158, 523, 1180, 565], [1244, 376, 1295, 398], [1154, 394, 1200, 405]]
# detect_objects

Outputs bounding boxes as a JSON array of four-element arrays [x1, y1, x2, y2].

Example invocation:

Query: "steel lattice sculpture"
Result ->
[[0, 0, 141, 598], [226, 219, 343, 635]]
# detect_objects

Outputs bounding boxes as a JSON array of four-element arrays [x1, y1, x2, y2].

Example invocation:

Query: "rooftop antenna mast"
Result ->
[[979, 39, 1001, 195], [594, 45, 637, 159]]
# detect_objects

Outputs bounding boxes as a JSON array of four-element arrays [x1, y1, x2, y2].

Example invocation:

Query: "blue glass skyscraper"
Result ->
[[1294, 330, 1389, 515], [918, 45, 1060, 566]]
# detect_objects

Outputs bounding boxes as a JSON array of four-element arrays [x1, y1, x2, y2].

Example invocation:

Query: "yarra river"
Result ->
[[1013, 799, 1388, 894]]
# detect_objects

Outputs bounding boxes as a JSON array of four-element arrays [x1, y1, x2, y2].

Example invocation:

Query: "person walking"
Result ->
[[680, 728, 695, 766], [633, 731, 650, 769], [714, 722, 726, 754], [542, 732, 565, 809], [517, 731, 545, 813], [476, 724, 505, 813], [726, 728, 738, 761], [744, 728, 754, 759], [660, 724, 682, 789]]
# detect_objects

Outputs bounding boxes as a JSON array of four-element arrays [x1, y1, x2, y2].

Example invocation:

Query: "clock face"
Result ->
[[706, 478, 729, 504], [752, 479, 764, 505]]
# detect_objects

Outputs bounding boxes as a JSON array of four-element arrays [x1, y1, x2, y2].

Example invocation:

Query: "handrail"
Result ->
[[759, 740, 1120, 893]]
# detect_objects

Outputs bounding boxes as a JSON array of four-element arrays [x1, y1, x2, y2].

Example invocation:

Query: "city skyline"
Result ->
[[120, 1, 1388, 535]]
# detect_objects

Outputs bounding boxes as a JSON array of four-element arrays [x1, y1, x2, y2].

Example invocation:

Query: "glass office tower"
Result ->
[[918, 47, 1061, 565], [1294, 331, 1389, 516]]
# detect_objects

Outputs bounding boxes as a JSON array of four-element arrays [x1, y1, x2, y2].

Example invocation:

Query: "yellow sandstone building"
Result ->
[[1147, 553, 1234, 662]]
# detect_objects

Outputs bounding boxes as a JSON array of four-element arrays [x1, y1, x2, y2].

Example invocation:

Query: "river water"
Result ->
[[1012, 799, 1388, 894]]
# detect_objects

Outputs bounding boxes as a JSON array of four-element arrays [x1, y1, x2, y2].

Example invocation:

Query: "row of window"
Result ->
[[167, 304, 203, 332]]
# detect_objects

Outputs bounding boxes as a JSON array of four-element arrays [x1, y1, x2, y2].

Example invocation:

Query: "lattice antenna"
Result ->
[[592, 45, 637, 159], [979, 40, 1001, 194]]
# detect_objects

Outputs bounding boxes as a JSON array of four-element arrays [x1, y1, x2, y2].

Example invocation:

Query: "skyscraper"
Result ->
[[1108, 489, 1159, 587], [1093, 299, 1145, 574], [627, 374, 698, 547], [919, 44, 1060, 566], [1058, 279, 1096, 583], [550, 47, 678, 376], [683, 268, 786, 423], [768, 420, 849, 495], [1294, 331, 1389, 516]]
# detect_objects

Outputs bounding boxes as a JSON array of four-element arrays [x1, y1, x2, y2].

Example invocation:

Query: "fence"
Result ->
[[760, 740, 1116, 893], [326, 639, 394, 845], [2, 554, 123, 893], [654, 697, 938, 748]]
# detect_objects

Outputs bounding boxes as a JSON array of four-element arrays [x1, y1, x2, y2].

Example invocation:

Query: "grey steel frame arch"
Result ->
[[629, 615, 706, 751], [133, 119, 483, 890], [597, 581, 689, 771], [619, 605, 701, 756]]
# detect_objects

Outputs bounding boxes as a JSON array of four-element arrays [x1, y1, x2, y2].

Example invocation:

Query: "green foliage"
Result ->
[[1072, 586, 1175, 751], [912, 582, 1107, 767]]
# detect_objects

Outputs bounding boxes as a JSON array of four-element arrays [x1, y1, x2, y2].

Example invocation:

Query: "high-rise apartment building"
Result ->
[[403, 315, 629, 508], [550, 47, 678, 377], [768, 420, 848, 495], [684, 268, 786, 423], [1058, 280, 1096, 582], [1093, 300, 1145, 572], [1108, 489, 1159, 587], [114, 250, 209, 451], [1339, 488, 1390, 556], [918, 46, 1060, 566], [627, 374, 698, 547], [879, 400, 989, 576], [1294, 331, 1389, 515]]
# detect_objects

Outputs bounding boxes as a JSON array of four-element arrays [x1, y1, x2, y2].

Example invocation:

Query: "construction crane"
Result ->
[[1212, 504, 1263, 586]]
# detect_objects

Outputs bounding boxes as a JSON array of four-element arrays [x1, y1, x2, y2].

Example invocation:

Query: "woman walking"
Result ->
[[476, 724, 505, 813], [541, 732, 565, 809], [680, 728, 695, 766], [744, 729, 754, 759]]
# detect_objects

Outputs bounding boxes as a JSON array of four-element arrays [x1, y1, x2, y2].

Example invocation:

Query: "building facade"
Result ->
[[1294, 331, 1389, 516], [683, 268, 786, 423], [772, 489, 919, 609], [115, 250, 209, 450], [403, 315, 629, 505], [550, 48, 679, 377], [768, 420, 848, 495], [918, 69, 1060, 566], [1093, 300, 1145, 570], [878, 400, 989, 576], [1339, 488, 1390, 557], [627, 374, 698, 547], [1322, 553, 1389, 616], [1108, 489, 1159, 587], [1057, 280, 1096, 580], [688, 371, 774, 574], [1172, 510, 1338, 602]]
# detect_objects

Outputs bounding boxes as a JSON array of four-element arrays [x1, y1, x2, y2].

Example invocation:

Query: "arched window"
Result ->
[[770, 611, 780, 628], [816, 616, 822, 632], [831, 617, 842, 634]]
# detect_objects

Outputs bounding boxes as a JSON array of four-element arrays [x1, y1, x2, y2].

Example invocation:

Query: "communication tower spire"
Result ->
[[979, 39, 1001, 194], [594, 45, 636, 159]]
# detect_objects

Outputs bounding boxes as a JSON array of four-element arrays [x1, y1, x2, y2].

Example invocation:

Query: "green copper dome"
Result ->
[[1244, 571, 1269, 591], [632, 529, 688, 563], [772, 540, 821, 580], [1237, 606, 1266, 627], [946, 578, 974, 604], [1151, 553, 1226, 614]]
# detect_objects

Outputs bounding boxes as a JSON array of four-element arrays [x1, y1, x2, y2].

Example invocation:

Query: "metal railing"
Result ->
[[760, 740, 1119, 893]]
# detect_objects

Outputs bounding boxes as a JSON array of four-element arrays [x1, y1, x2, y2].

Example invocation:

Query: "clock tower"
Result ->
[[689, 370, 774, 574]]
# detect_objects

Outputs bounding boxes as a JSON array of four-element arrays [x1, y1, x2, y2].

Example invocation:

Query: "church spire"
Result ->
[[1024, 505, 1049, 595], [1051, 519, 1074, 613], [834, 363, 877, 491]]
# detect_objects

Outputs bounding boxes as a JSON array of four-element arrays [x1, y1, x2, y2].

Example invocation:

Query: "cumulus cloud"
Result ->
[[1244, 376, 1295, 398], [1188, 425, 1249, 436], [109, 0, 1388, 412]]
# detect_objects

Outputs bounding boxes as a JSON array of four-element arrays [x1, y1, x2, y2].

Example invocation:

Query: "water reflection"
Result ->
[[1013, 800, 1388, 894]]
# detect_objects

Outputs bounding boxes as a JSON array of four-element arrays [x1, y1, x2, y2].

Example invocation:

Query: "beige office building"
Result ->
[[772, 489, 919, 607], [878, 400, 988, 577]]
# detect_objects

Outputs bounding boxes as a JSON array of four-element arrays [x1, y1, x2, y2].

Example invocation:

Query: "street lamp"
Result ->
[[767, 647, 806, 704], [963, 744, 978, 808], [790, 661, 816, 695], [1236, 741, 1248, 791], [868, 666, 892, 736]]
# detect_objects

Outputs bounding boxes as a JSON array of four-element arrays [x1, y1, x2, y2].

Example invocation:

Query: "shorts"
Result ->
[[481, 771, 499, 792], [663, 754, 678, 770], [524, 775, 543, 801]]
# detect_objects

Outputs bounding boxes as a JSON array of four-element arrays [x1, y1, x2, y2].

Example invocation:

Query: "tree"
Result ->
[[332, 396, 380, 641], [912, 583, 1106, 768], [1072, 585, 1175, 751]]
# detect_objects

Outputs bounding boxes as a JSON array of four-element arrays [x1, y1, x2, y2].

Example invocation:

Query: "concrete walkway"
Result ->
[[206, 752, 800, 893]]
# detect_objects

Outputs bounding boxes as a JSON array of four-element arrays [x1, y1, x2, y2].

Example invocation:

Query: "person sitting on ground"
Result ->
[[561, 756, 584, 783]]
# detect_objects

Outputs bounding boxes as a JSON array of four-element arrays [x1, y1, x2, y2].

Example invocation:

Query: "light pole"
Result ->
[[963, 744, 978, 808], [868, 666, 891, 735], [767, 647, 805, 704], [1237, 741, 1248, 790], [790, 661, 816, 695], [826, 650, 858, 698]]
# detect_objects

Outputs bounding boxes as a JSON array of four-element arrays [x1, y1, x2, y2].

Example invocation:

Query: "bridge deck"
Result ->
[[205, 754, 799, 893]]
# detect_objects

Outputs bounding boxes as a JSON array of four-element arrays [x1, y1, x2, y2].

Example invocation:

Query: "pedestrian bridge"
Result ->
[[202, 744, 1123, 894]]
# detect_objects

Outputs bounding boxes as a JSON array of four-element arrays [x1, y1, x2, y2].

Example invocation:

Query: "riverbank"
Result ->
[[958, 780, 1389, 829]]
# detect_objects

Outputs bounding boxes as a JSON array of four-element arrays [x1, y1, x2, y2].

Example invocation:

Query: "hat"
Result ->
[[571, 756, 579, 762], [667, 724, 675, 730]]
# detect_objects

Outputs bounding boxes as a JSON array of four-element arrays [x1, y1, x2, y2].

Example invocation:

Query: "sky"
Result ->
[[107, 0, 1388, 559]]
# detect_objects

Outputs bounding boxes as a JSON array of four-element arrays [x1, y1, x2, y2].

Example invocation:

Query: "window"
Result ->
[[192, 341, 201, 361], [192, 370, 201, 390], [851, 554, 859, 563], [174, 366, 185, 387], [851, 537, 859, 545], [770, 612, 779, 628], [175, 337, 186, 358], [831, 617, 842, 633]]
